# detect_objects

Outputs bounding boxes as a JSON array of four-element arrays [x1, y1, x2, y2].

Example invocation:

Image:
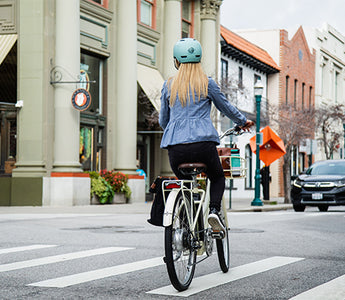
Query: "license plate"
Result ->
[[312, 193, 323, 200]]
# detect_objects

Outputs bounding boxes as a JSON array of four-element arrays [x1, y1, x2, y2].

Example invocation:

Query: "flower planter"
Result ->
[[91, 194, 99, 205], [113, 193, 126, 204]]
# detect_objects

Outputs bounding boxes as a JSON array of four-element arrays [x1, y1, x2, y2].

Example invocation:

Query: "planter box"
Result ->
[[113, 193, 126, 204]]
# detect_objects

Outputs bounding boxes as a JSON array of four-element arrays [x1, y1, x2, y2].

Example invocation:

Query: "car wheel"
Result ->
[[293, 204, 305, 212], [318, 205, 329, 212]]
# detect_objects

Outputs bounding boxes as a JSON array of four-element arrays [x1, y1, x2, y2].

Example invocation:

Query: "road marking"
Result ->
[[0, 245, 57, 254], [28, 256, 164, 288], [289, 274, 345, 300], [147, 256, 304, 297], [0, 247, 132, 272]]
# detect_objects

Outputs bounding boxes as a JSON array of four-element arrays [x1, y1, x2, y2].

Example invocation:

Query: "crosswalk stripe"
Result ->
[[147, 256, 304, 297], [289, 274, 345, 300], [28, 256, 164, 288], [0, 247, 132, 272], [0, 245, 57, 254]]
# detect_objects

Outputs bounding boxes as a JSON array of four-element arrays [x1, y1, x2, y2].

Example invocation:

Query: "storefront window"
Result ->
[[79, 52, 106, 172], [80, 126, 94, 171], [80, 53, 103, 114]]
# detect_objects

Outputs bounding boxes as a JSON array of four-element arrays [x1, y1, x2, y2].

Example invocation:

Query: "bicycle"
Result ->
[[161, 126, 247, 291]]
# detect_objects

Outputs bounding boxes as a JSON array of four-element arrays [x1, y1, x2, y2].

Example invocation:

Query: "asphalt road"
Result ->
[[0, 206, 344, 299]]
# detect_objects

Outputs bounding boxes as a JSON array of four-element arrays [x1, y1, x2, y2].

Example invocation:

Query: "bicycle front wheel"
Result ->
[[165, 192, 196, 291], [216, 206, 230, 273]]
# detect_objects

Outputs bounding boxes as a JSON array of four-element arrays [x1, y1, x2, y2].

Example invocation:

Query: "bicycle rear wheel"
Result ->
[[165, 192, 197, 291], [216, 206, 230, 273]]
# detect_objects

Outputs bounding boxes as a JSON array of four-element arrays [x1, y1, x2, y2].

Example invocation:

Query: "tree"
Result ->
[[315, 104, 345, 160], [269, 104, 316, 203]]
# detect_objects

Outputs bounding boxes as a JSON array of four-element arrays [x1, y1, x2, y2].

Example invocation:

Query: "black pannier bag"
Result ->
[[147, 176, 173, 227]]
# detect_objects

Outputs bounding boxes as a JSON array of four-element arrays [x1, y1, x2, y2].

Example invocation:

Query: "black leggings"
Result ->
[[167, 141, 225, 211]]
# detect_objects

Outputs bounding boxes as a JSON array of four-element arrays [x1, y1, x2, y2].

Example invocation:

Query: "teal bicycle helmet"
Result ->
[[173, 38, 202, 63]]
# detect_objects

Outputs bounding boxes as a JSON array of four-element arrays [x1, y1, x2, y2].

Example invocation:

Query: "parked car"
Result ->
[[291, 160, 345, 212]]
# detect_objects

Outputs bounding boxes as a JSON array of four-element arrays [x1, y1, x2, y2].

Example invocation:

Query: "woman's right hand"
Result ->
[[241, 120, 254, 131]]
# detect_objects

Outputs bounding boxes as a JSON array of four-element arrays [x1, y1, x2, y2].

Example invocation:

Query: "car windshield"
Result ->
[[306, 162, 345, 175]]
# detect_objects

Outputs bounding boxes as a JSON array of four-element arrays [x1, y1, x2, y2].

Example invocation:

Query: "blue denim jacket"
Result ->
[[159, 77, 247, 149]]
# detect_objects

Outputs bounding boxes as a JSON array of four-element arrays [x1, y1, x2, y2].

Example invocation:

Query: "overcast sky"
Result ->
[[220, 0, 345, 36]]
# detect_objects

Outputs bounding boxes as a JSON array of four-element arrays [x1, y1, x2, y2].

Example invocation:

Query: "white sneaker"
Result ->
[[208, 208, 226, 233]]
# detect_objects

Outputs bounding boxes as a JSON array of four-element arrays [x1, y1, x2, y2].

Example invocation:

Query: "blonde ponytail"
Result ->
[[168, 63, 208, 107]]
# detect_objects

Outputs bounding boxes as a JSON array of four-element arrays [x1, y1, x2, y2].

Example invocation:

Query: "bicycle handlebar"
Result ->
[[219, 125, 247, 140]]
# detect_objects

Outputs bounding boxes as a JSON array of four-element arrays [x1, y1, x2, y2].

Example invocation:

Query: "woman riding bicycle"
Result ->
[[159, 38, 253, 233]]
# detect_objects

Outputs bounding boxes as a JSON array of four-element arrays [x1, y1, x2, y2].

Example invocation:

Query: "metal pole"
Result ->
[[251, 93, 263, 206]]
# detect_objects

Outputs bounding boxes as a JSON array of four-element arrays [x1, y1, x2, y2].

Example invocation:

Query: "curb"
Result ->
[[228, 204, 293, 212]]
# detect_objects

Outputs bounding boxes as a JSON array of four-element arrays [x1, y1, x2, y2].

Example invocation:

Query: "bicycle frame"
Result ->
[[162, 178, 228, 240], [162, 125, 249, 291]]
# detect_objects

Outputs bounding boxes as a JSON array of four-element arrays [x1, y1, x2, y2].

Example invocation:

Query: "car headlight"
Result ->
[[293, 179, 302, 188], [336, 179, 345, 187]]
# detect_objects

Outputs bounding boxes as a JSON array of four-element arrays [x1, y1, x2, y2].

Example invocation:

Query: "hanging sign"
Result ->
[[71, 88, 91, 111]]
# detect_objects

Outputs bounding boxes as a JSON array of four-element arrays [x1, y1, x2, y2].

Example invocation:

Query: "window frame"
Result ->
[[294, 79, 298, 109], [285, 75, 289, 105], [137, 0, 157, 30], [87, 0, 109, 9], [181, 0, 194, 38]]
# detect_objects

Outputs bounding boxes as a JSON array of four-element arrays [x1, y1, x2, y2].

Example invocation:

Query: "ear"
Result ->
[[174, 58, 180, 70]]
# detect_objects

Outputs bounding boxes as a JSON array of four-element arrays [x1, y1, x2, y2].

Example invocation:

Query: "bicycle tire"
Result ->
[[216, 207, 230, 273], [165, 192, 197, 291]]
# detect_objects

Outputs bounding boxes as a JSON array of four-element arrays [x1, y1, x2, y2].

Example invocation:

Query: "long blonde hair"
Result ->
[[168, 63, 208, 107]]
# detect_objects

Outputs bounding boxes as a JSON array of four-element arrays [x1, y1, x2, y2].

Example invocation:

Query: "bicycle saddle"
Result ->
[[178, 163, 207, 176]]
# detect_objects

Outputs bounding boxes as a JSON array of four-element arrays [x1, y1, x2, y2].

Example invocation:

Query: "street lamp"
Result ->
[[251, 80, 264, 206]]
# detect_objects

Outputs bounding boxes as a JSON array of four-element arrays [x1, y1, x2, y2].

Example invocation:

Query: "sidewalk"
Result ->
[[227, 197, 293, 212], [0, 198, 292, 214]]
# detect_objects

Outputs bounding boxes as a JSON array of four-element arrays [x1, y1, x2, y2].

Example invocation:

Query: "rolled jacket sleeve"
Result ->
[[208, 78, 247, 127]]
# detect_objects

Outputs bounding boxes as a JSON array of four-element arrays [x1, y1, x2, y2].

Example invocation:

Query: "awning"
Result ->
[[0, 34, 17, 66], [137, 64, 164, 112]]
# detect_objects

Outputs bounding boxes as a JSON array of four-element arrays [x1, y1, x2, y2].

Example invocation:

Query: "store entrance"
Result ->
[[0, 106, 16, 175]]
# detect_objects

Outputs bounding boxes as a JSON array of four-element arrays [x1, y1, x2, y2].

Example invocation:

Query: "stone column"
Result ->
[[53, 0, 81, 173], [201, 0, 222, 132], [200, 0, 222, 78], [114, 0, 137, 173], [160, 0, 182, 176], [13, 0, 47, 177], [163, 0, 182, 79]]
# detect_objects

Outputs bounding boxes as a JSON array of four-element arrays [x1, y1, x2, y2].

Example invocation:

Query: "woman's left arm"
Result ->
[[208, 78, 247, 126]]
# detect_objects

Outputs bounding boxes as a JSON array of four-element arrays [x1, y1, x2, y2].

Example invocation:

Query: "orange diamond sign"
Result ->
[[249, 126, 286, 166]]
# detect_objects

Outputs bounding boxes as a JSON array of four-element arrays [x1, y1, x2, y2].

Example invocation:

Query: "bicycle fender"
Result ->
[[163, 189, 180, 227]]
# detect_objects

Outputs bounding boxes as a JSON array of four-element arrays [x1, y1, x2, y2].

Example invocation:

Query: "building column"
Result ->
[[163, 0, 181, 79], [200, 0, 222, 79], [13, 0, 47, 177], [160, 0, 181, 176], [53, 0, 81, 173], [114, 0, 137, 174]]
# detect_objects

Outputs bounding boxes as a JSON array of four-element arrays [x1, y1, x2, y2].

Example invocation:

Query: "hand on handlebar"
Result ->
[[240, 120, 255, 132]]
